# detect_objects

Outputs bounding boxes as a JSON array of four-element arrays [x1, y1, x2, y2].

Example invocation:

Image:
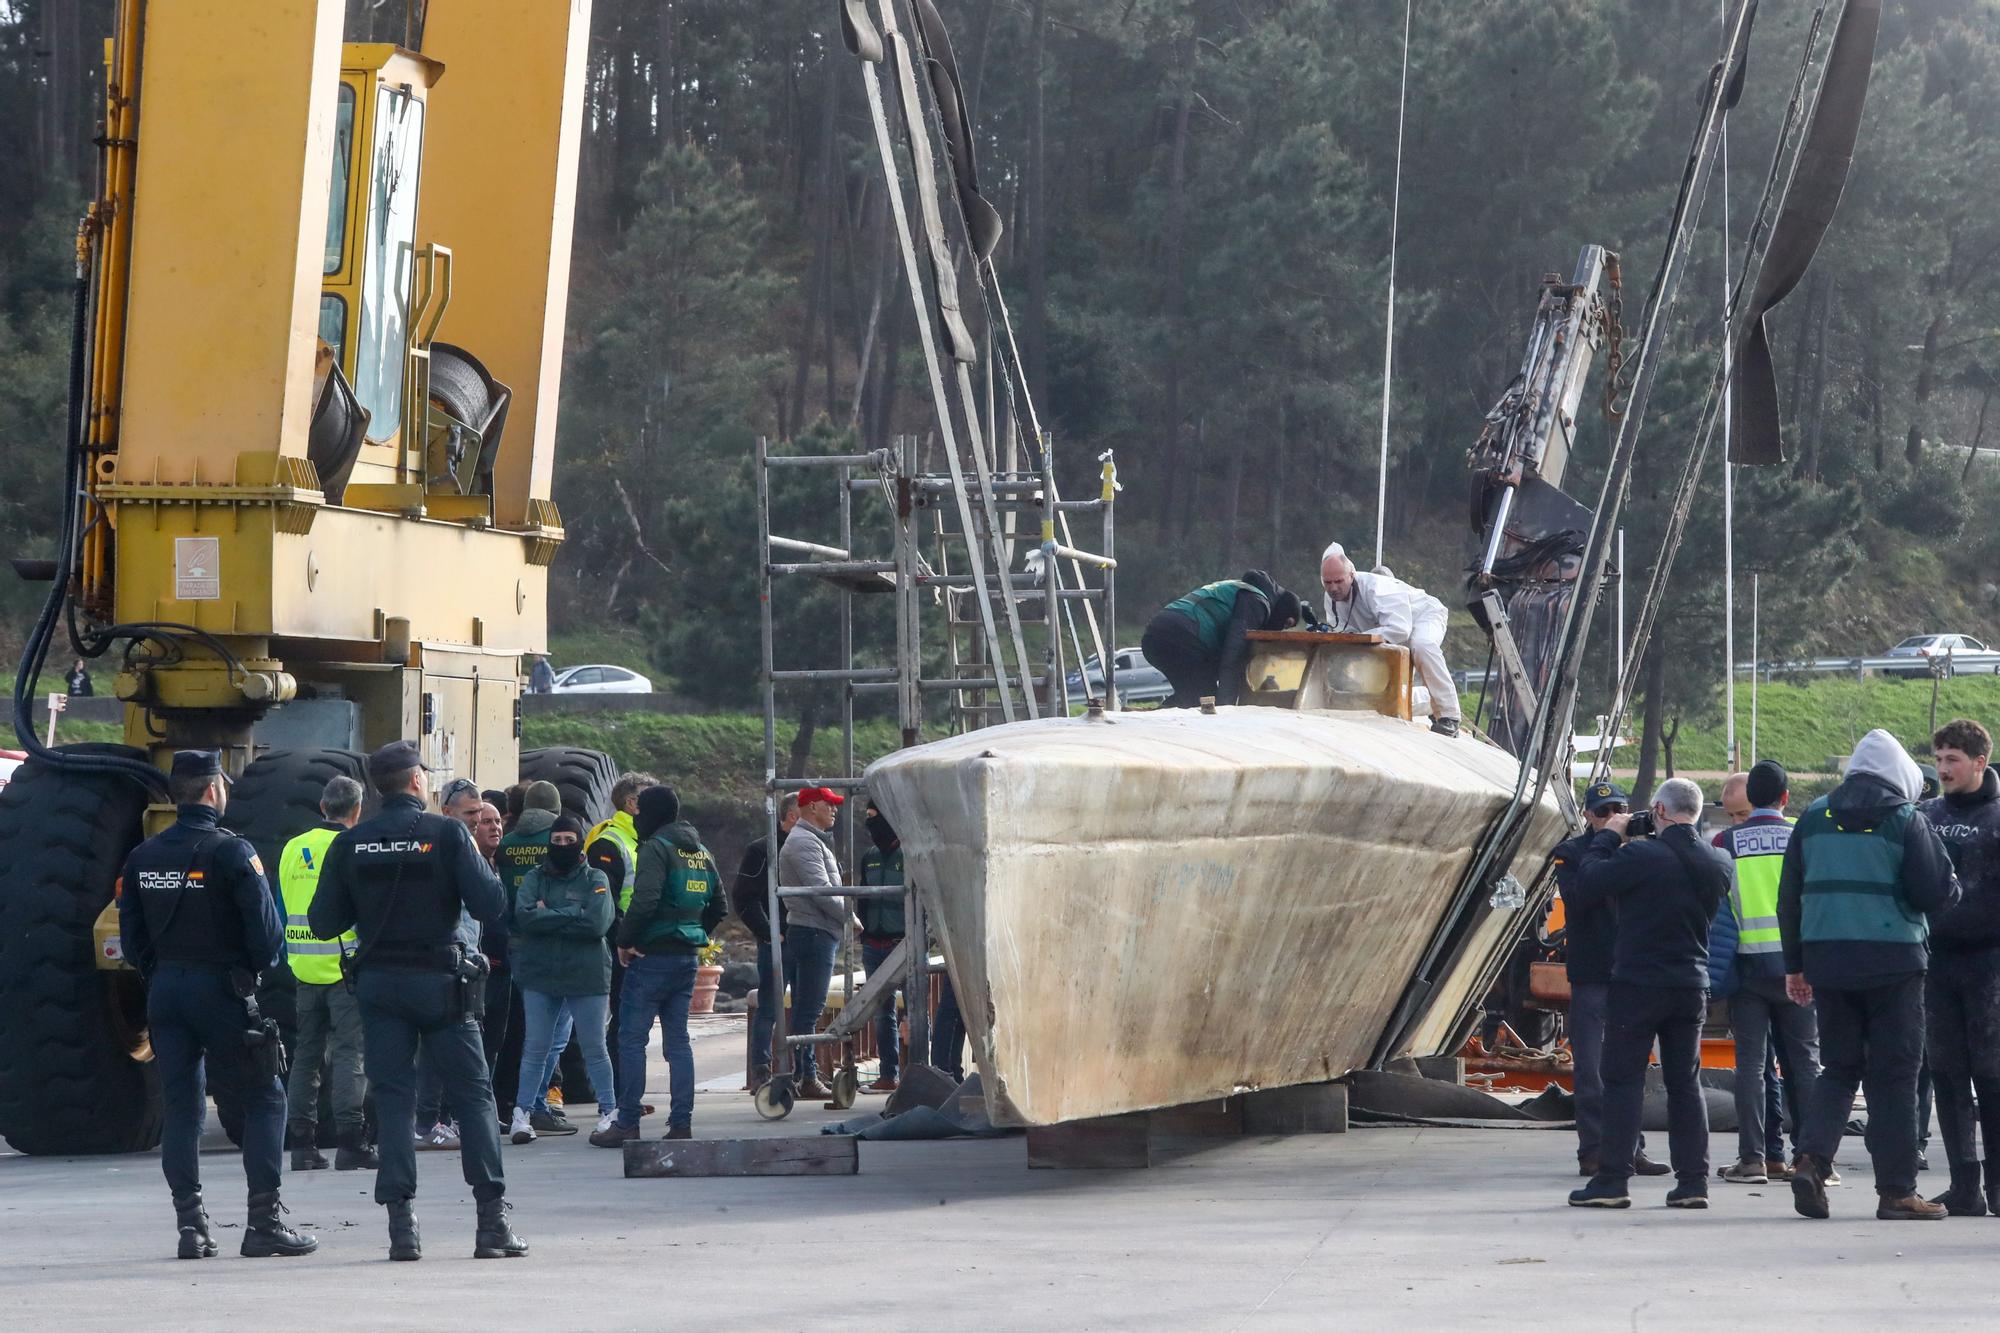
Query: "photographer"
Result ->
[[1551, 781, 1668, 1181], [1566, 778, 1730, 1211]]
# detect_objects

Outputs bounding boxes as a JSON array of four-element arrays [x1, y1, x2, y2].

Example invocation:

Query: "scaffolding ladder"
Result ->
[[752, 434, 1115, 1119]]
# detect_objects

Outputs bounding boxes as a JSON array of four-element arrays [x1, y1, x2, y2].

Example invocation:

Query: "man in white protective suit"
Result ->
[[1318, 541, 1462, 737]]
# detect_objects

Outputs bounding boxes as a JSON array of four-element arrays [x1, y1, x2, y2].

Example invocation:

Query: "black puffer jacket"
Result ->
[[1921, 765, 2000, 953], [1552, 829, 1616, 985]]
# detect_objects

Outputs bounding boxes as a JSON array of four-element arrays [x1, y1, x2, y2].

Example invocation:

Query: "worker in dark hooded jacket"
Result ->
[[1917, 718, 2000, 1216], [596, 786, 725, 1145], [1139, 570, 1301, 708], [1779, 728, 1960, 1221]]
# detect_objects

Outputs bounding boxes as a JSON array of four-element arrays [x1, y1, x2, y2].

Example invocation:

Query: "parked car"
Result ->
[[1064, 647, 1173, 707], [548, 663, 654, 694], [1882, 633, 2000, 678], [0, 749, 25, 794]]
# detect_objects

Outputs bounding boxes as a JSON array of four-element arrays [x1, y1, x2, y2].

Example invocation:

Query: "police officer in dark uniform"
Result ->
[[307, 741, 524, 1262], [118, 750, 319, 1260]]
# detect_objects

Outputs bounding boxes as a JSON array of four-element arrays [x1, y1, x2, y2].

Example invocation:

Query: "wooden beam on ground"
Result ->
[[1241, 1082, 1349, 1135], [1026, 1113, 1149, 1169], [623, 1136, 860, 1179], [1147, 1097, 1244, 1138]]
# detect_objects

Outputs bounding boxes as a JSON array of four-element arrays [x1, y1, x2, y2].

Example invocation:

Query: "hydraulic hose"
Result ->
[[10, 242, 168, 797]]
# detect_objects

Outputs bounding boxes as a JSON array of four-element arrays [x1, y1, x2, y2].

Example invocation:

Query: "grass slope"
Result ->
[[1652, 674, 2000, 773]]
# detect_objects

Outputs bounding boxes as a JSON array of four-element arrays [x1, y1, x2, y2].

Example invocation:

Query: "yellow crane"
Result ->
[[0, 0, 609, 1156]]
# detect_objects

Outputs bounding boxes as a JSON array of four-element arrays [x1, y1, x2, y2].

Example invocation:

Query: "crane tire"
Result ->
[[0, 745, 161, 1155], [518, 747, 617, 826]]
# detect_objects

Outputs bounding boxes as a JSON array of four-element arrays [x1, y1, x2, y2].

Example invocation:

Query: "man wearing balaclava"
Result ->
[[593, 786, 725, 1146], [1318, 541, 1462, 737], [1779, 728, 1961, 1221], [856, 802, 907, 1094], [505, 814, 617, 1148]]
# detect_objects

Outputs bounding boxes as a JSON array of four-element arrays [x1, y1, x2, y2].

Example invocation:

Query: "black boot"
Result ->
[[473, 1197, 528, 1259], [335, 1132, 379, 1171], [387, 1199, 421, 1261], [240, 1191, 318, 1258], [173, 1190, 217, 1260], [1985, 1158, 2000, 1216], [290, 1147, 331, 1171], [1929, 1161, 1989, 1217]]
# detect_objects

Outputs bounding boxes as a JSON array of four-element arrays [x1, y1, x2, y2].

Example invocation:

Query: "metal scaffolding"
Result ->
[[751, 433, 1116, 1119]]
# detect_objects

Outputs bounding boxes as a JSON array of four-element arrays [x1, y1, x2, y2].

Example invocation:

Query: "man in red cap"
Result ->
[[776, 787, 849, 1098]]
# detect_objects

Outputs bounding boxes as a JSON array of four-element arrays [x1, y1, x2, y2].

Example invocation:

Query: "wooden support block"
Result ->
[[1241, 1082, 1348, 1135], [1148, 1097, 1244, 1138], [1414, 1055, 1466, 1085], [623, 1135, 859, 1178], [1026, 1113, 1150, 1169]]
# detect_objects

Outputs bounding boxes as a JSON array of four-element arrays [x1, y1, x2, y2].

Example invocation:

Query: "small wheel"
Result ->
[[754, 1076, 796, 1121], [830, 1067, 859, 1110]]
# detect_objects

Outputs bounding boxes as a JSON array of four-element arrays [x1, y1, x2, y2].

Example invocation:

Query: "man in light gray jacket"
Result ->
[[777, 787, 849, 1098]]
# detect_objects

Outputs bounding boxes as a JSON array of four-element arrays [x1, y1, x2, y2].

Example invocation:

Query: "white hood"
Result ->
[[1843, 728, 1923, 803]]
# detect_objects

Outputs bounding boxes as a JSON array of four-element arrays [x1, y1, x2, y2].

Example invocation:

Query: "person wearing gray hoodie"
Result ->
[[1778, 728, 1961, 1221], [777, 787, 849, 1097]]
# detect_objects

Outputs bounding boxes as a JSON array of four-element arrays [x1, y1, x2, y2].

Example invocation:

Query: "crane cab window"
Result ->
[[324, 84, 356, 275], [353, 85, 425, 443]]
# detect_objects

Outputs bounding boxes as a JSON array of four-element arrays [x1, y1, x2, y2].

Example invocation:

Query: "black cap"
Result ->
[[170, 750, 224, 783], [635, 784, 680, 839], [366, 739, 430, 782], [1583, 780, 1629, 813], [1745, 759, 1790, 809]]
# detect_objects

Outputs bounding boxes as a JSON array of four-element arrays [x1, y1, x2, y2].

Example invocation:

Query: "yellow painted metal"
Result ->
[[109, 500, 546, 650], [417, 0, 593, 530], [115, 0, 344, 484], [74, 0, 567, 803], [81, 0, 144, 615]]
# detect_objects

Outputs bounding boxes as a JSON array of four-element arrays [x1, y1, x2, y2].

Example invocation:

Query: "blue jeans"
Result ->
[[784, 926, 838, 1083], [751, 938, 779, 1072], [531, 1007, 576, 1114], [617, 951, 697, 1129], [862, 938, 903, 1081], [932, 969, 966, 1081], [516, 990, 613, 1116]]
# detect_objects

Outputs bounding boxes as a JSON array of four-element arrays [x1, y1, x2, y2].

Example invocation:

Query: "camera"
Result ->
[[1623, 809, 1656, 839]]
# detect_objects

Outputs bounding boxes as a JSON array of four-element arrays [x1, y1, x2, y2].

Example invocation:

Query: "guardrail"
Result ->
[[1455, 652, 2000, 691]]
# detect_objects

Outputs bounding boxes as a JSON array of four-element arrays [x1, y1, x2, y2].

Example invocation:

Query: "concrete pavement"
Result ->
[[2, 1018, 1993, 1330]]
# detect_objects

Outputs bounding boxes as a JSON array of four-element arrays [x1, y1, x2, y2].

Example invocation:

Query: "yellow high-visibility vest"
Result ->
[[277, 826, 355, 985]]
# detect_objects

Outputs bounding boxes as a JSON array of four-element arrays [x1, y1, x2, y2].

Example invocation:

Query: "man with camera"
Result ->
[[308, 740, 524, 1261], [1780, 729, 1960, 1221], [1552, 781, 1669, 1181], [1566, 777, 1731, 1210], [119, 749, 318, 1259]]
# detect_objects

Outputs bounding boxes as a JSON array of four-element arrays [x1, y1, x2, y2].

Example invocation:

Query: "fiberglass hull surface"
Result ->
[[864, 707, 1566, 1127]]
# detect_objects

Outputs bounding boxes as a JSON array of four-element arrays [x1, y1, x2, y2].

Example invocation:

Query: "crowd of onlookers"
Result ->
[[1557, 718, 2000, 1220], [282, 769, 956, 1164]]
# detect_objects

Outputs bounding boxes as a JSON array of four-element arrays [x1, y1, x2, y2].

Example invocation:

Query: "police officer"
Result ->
[[118, 749, 319, 1260], [277, 775, 374, 1171], [307, 741, 525, 1262]]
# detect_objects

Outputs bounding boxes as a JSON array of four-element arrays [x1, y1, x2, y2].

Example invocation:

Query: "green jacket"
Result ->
[[1165, 579, 1265, 654], [617, 821, 726, 955], [510, 862, 614, 996], [858, 842, 905, 940]]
